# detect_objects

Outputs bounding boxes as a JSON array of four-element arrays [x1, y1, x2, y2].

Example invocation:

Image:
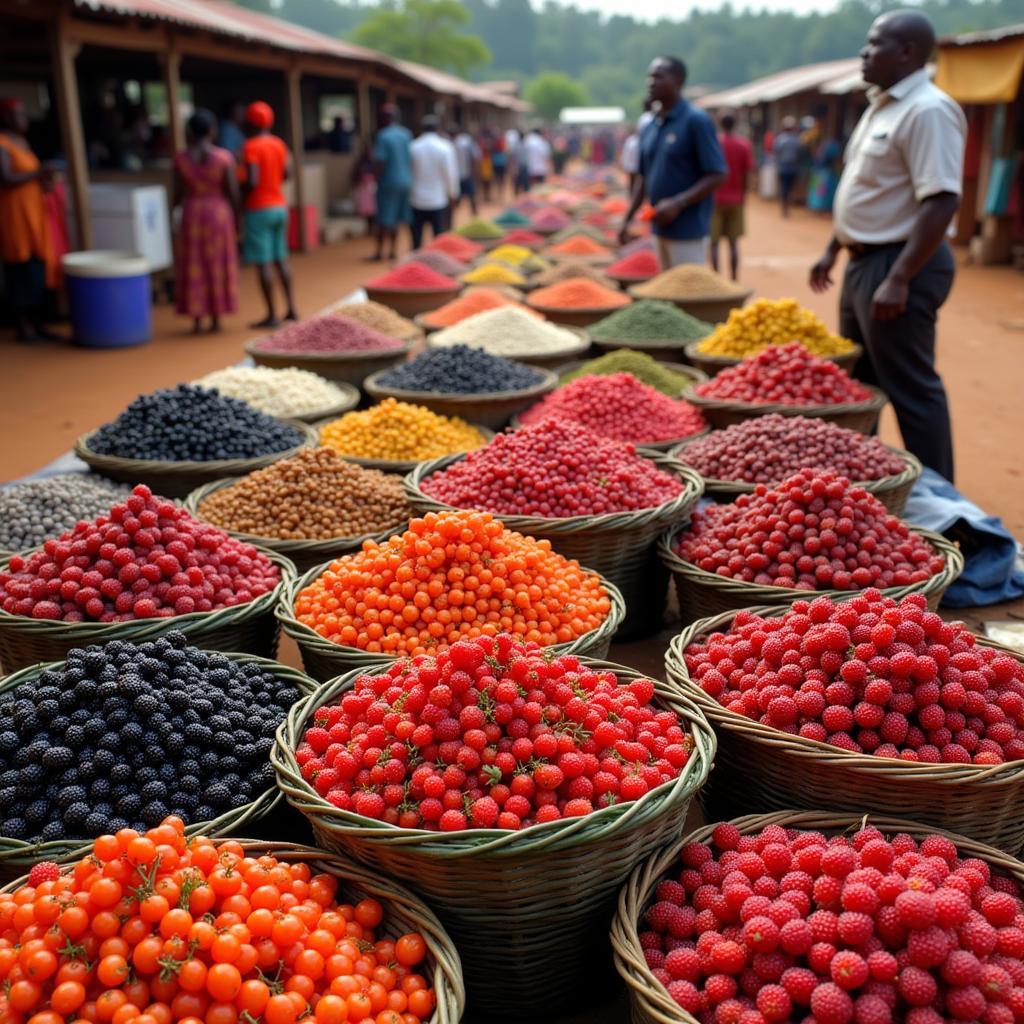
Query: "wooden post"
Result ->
[[286, 64, 308, 251], [49, 19, 92, 250], [356, 76, 372, 138], [160, 45, 184, 152]]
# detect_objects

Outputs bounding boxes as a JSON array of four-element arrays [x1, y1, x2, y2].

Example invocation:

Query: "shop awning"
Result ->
[[935, 33, 1024, 104]]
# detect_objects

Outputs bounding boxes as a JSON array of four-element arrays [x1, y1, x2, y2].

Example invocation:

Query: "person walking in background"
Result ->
[[810, 9, 964, 482], [218, 101, 247, 161], [371, 104, 412, 262], [807, 133, 844, 214], [620, 122, 641, 192], [409, 115, 459, 250], [452, 124, 480, 216], [523, 126, 552, 188], [0, 98, 61, 342], [478, 129, 495, 203], [619, 56, 726, 267], [773, 116, 803, 218], [241, 101, 297, 328], [512, 131, 530, 195], [491, 130, 508, 200], [173, 108, 240, 334], [709, 111, 753, 281], [351, 137, 377, 236]]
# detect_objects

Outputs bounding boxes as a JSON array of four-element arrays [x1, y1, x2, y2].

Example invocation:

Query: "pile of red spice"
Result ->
[[606, 249, 661, 279], [675, 468, 946, 590], [694, 342, 874, 406], [399, 249, 468, 277], [528, 277, 631, 311], [420, 417, 685, 517], [253, 315, 405, 353], [424, 233, 483, 261], [601, 197, 628, 214], [532, 208, 572, 232], [499, 228, 545, 246], [546, 236, 612, 257], [366, 261, 458, 291], [421, 288, 540, 328], [581, 212, 611, 228], [520, 372, 707, 444]]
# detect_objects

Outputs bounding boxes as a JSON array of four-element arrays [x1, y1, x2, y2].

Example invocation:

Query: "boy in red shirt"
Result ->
[[710, 112, 754, 281]]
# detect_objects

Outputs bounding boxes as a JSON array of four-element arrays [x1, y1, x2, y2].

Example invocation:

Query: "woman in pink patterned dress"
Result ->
[[173, 108, 240, 333]]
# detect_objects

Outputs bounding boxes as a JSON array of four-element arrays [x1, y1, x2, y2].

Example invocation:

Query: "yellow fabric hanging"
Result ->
[[934, 38, 1024, 104]]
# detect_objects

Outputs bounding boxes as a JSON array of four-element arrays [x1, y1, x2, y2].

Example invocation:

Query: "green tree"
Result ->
[[350, 0, 492, 77], [523, 71, 588, 121], [579, 65, 638, 108]]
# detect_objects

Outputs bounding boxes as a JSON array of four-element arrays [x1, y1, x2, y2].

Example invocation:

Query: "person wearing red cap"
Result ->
[[241, 100, 297, 327]]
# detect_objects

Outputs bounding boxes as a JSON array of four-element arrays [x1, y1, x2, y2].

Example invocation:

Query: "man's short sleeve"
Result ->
[[373, 133, 387, 164], [693, 113, 727, 176], [902, 100, 966, 201]]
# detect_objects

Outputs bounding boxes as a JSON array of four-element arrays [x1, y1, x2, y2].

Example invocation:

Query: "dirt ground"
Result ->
[[3, 194, 1024, 1023]]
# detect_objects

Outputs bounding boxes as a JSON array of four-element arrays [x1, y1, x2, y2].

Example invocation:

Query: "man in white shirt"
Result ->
[[620, 128, 641, 191], [452, 124, 481, 215], [809, 10, 965, 482], [409, 115, 459, 249], [523, 128, 552, 187]]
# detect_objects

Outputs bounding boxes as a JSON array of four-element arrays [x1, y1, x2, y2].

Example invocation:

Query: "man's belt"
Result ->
[[845, 240, 905, 259]]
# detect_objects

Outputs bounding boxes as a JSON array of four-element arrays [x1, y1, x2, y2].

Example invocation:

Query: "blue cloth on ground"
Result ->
[[903, 468, 1024, 608]]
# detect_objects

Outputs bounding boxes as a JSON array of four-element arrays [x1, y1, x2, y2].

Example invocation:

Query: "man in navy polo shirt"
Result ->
[[619, 56, 727, 267]]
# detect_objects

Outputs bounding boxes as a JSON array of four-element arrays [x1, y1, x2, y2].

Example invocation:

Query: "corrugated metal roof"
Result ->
[[698, 58, 861, 109], [939, 23, 1024, 47], [71, 0, 524, 110]]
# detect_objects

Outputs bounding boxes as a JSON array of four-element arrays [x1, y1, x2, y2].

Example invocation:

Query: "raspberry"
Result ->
[[895, 889, 937, 929], [782, 966, 819, 1005], [853, 993, 893, 1024], [666, 979, 702, 1013], [711, 940, 748, 974], [943, 983, 986, 1019], [755, 984, 792, 1022], [811, 981, 855, 1024], [665, 947, 701, 981], [831, 950, 870, 989], [742, 916, 780, 953], [27, 861, 61, 887], [898, 966, 938, 1006]]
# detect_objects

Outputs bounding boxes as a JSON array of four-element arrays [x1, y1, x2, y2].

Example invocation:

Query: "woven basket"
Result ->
[[280, 380, 361, 423], [364, 284, 463, 318], [627, 288, 751, 325], [543, 251, 615, 267], [665, 611, 1024, 852], [0, 653, 316, 882], [590, 335, 711, 359], [406, 453, 703, 634], [0, 840, 465, 1024], [527, 301, 633, 329], [245, 337, 415, 387], [276, 558, 627, 681], [658, 521, 964, 625], [612, 810, 1024, 1024], [0, 549, 295, 674], [272, 659, 716, 1015], [362, 366, 559, 430], [73, 423, 317, 499], [682, 383, 889, 434], [684, 339, 863, 378], [426, 325, 592, 370], [670, 439, 924, 516], [607, 270, 657, 289], [316, 423, 495, 476], [184, 478, 405, 574]]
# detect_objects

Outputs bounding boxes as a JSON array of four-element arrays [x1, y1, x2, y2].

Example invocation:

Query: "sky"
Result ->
[[565, 0, 838, 17]]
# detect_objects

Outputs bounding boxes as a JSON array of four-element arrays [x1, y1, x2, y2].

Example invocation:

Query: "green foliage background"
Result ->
[[237, 0, 1024, 112]]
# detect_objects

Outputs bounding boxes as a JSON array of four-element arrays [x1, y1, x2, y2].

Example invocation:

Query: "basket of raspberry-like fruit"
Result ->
[[611, 810, 1024, 1024], [681, 343, 888, 433], [0, 484, 295, 673], [658, 469, 963, 625], [271, 635, 716, 1016], [664, 591, 1024, 853], [404, 419, 704, 636]]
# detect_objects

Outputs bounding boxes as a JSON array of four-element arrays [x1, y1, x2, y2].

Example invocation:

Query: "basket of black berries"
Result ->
[[0, 630, 316, 881]]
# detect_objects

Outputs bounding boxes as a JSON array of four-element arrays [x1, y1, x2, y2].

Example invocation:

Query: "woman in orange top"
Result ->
[[0, 98, 60, 342]]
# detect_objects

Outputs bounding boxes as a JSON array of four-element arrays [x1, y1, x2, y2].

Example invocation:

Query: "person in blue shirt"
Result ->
[[619, 57, 727, 267], [371, 104, 412, 261]]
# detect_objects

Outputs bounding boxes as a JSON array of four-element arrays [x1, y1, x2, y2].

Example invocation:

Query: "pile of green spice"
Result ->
[[589, 299, 713, 343], [455, 218, 504, 240], [560, 349, 696, 397]]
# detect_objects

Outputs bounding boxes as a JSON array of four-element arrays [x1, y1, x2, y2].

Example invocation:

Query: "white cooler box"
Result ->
[[88, 184, 172, 272]]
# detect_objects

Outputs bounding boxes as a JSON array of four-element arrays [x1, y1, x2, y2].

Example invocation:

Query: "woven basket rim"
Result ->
[[0, 652, 317, 865], [271, 657, 716, 856], [681, 381, 889, 417], [683, 338, 863, 368], [611, 809, 1024, 1024], [244, 336, 415, 364], [558, 357, 708, 385], [0, 839, 466, 1024], [590, 333, 711, 350], [627, 285, 752, 304], [669, 441, 924, 497], [362, 364, 559, 405], [404, 451, 705, 535], [0, 547, 295, 640], [605, 271, 657, 284], [527, 299, 633, 316], [275, 555, 628, 665], [364, 283, 463, 298], [74, 422, 318, 475], [183, 477, 408, 554], [657, 521, 964, 605], [425, 325, 591, 361], [664, 604, 1024, 784], [542, 252, 615, 266]]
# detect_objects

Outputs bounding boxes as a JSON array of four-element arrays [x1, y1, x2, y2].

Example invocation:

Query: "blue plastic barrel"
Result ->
[[63, 251, 152, 348]]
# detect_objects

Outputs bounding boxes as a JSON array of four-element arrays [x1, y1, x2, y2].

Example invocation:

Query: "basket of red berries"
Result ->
[[681, 344, 888, 434], [665, 590, 1024, 853], [658, 469, 963, 626], [271, 635, 716, 1015], [0, 485, 295, 673], [671, 414, 923, 516], [611, 810, 1024, 1024], [404, 420, 704, 636]]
